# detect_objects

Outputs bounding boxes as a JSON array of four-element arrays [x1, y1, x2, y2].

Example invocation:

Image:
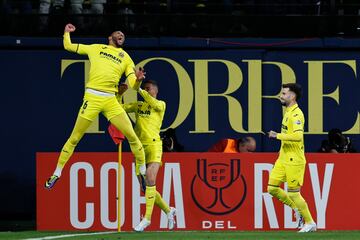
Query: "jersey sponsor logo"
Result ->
[[281, 124, 288, 130], [138, 109, 151, 115], [191, 159, 247, 215], [99, 51, 122, 63]]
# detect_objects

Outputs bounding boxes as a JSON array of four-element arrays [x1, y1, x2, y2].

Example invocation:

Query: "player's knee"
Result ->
[[128, 140, 142, 152], [267, 185, 279, 196], [127, 133, 140, 144], [146, 177, 156, 186], [145, 171, 156, 186]]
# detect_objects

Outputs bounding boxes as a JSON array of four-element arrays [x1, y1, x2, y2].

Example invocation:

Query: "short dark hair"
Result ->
[[237, 137, 249, 147], [282, 83, 302, 100], [142, 79, 158, 88], [110, 30, 123, 36], [328, 128, 351, 153]]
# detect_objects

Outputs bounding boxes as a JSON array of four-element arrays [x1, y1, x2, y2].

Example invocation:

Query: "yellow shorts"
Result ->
[[144, 142, 163, 165], [78, 91, 124, 121], [269, 159, 305, 188]]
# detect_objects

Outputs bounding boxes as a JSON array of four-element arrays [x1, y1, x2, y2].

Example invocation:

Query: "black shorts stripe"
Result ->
[[268, 184, 280, 187], [287, 188, 300, 192]]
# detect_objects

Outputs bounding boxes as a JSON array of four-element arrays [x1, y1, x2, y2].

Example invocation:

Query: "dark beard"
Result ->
[[281, 101, 287, 106], [112, 36, 122, 48]]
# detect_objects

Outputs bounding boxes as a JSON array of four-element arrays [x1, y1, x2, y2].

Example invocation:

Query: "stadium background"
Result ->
[[0, 0, 360, 232]]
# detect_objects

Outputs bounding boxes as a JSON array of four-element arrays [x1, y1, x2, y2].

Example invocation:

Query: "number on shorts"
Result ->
[[82, 100, 88, 109]]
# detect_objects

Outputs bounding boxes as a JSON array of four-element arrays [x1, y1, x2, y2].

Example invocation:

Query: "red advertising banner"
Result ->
[[37, 152, 360, 231]]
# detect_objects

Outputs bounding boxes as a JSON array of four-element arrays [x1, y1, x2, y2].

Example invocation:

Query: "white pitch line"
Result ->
[[23, 231, 117, 240]]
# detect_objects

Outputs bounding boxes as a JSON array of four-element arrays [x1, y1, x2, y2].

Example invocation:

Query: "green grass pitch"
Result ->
[[1, 231, 360, 240]]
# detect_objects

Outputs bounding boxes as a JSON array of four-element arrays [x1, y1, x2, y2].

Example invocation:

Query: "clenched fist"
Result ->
[[64, 23, 76, 33]]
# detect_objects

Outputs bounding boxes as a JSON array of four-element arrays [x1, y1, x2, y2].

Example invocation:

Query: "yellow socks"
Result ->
[[128, 139, 145, 168], [268, 185, 314, 224], [144, 186, 173, 220], [267, 185, 297, 209], [55, 139, 77, 175], [288, 191, 314, 223], [155, 191, 170, 214], [145, 186, 157, 221]]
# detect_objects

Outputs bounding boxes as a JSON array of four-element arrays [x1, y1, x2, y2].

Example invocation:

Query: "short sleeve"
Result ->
[[77, 44, 94, 55]]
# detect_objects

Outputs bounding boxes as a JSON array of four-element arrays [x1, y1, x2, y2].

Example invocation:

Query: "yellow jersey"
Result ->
[[122, 89, 166, 144], [63, 32, 137, 93], [276, 103, 306, 165]]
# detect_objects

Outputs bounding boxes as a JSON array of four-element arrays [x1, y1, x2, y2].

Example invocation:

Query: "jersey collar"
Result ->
[[286, 103, 298, 113], [108, 44, 123, 51]]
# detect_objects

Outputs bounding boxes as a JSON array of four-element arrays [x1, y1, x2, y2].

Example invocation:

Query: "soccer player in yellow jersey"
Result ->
[[117, 80, 176, 232], [267, 83, 317, 233], [45, 23, 146, 189]]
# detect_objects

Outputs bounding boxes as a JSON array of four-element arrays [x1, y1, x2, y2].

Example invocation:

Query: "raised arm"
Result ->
[[63, 23, 91, 54], [116, 83, 138, 113], [138, 88, 165, 112], [63, 23, 78, 52], [126, 63, 146, 90]]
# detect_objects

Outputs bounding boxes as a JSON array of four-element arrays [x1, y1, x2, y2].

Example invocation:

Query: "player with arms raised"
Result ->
[[45, 23, 146, 189], [117, 80, 176, 232]]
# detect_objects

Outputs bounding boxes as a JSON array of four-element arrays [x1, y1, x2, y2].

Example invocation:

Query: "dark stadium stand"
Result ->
[[1, 0, 360, 37]]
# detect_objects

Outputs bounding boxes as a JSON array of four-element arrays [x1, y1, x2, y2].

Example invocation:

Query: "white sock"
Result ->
[[54, 167, 63, 177]]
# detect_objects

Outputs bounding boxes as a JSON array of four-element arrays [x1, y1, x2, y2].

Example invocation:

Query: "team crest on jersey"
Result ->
[[119, 52, 124, 58], [295, 120, 301, 125]]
